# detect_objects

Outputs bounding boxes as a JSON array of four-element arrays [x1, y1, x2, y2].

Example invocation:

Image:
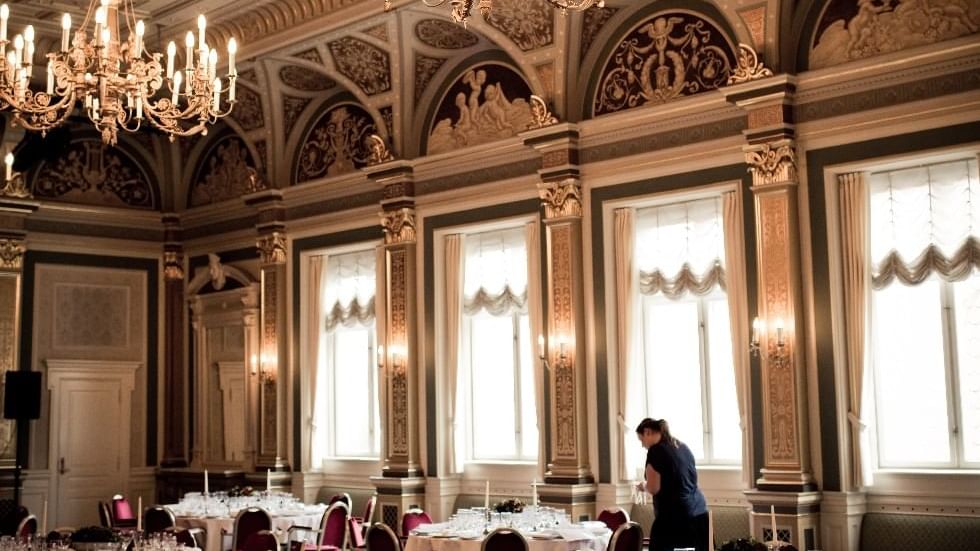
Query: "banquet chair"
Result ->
[[144, 506, 177, 534], [608, 522, 643, 551], [170, 527, 206, 549], [112, 495, 139, 529], [1, 506, 29, 536], [352, 496, 377, 540], [98, 502, 113, 528], [399, 509, 432, 537], [287, 501, 349, 551], [242, 530, 280, 551], [365, 523, 401, 551], [328, 494, 352, 509], [15, 515, 37, 541], [597, 507, 630, 532], [232, 508, 273, 551], [481, 528, 528, 551]]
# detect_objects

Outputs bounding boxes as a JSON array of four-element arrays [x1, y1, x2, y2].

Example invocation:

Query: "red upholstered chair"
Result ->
[[242, 530, 280, 551], [112, 495, 139, 529], [232, 508, 273, 551], [399, 509, 432, 537], [288, 501, 350, 551], [480, 528, 528, 551], [352, 496, 377, 540], [98, 502, 113, 528], [608, 522, 643, 551], [365, 523, 402, 551], [15, 515, 37, 541], [143, 506, 176, 534], [597, 507, 630, 532], [329, 494, 352, 509]]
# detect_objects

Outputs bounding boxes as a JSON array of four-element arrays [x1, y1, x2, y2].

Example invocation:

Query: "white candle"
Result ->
[[770, 504, 777, 544], [228, 78, 235, 102], [137, 496, 142, 532], [532, 480, 537, 507], [61, 14, 70, 52], [5, 152, 13, 182], [172, 71, 182, 105], [166, 41, 175, 78], [266, 468, 271, 492], [204, 469, 209, 494], [484, 480, 489, 511], [135, 92, 142, 119], [227, 38, 237, 76], [23, 25, 32, 66], [184, 32, 194, 71], [197, 15, 206, 53], [213, 77, 221, 112], [0, 5, 8, 43], [134, 20, 144, 58], [41, 500, 47, 534], [208, 48, 217, 80], [46, 60, 53, 94]]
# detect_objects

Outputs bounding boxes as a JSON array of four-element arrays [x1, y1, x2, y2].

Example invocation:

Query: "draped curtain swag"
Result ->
[[870, 159, 980, 288], [463, 227, 529, 315], [444, 234, 465, 474], [308, 255, 327, 468], [839, 172, 873, 488], [323, 250, 377, 330], [721, 191, 753, 487]]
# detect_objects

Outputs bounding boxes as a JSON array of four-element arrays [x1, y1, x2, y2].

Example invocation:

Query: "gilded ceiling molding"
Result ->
[[746, 142, 797, 187], [0, 239, 25, 270], [366, 134, 396, 166], [538, 179, 582, 219], [257, 232, 288, 265], [527, 95, 559, 130], [206, 0, 373, 47], [381, 207, 417, 245], [727, 44, 773, 85]]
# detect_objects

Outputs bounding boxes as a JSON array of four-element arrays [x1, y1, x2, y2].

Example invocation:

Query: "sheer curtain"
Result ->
[[721, 191, 752, 486], [463, 228, 528, 315], [444, 234, 465, 474], [308, 255, 327, 469], [839, 172, 872, 488], [525, 221, 546, 476], [324, 250, 376, 330], [614, 208, 643, 481]]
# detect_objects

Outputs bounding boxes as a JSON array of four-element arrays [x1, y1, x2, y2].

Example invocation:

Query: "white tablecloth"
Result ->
[[406, 530, 610, 551], [176, 512, 323, 551]]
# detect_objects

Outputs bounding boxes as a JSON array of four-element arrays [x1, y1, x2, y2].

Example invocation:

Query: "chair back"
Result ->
[[365, 523, 401, 551], [318, 501, 349, 550], [608, 521, 643, 551], [171, 528, 200, 549], [233, 507, 273, 551], [98, 502, 113, 528], [597, 507, 630, 532], [242, 530, 279, 551], [361, 496, 377, 526], [15, 515, 37, 540], [112, 496, 138, 527], [400, 509, 432, 537], [480, 528, 528, 551], [143, 506, 176, 534], [328, 493, 352, 509]]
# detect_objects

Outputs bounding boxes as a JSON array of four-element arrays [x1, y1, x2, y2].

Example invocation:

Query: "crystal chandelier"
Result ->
[[0, 0, 237, 145], [384, 0, 605, 25]]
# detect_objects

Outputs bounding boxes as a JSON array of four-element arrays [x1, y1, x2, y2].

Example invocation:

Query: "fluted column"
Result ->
[[161, 213, 188, 467], [522, 121, 596, 520]]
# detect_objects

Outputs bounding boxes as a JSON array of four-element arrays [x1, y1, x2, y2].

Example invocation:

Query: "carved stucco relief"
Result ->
[[328, 36, 392, 95]]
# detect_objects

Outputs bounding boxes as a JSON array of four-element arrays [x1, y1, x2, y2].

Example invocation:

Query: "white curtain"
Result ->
[[444, 234, 465, 474], [463, 227, 529, 315], [870, 158, 980, 287], [308, 255, 327, 469], [525, 220, 546, 477], [721, 191, 752, 487], [839, 172, 873, 488], [614, 208, 643, 481], [635, 198, 726, 297], [324, 250, 376, 330]]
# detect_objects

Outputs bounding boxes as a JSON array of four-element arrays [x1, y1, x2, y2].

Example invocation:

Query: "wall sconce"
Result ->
[[1, 152, 29, 198], [538, 333, 571, 373], [389, 343, 407, 375], [377, 344, 384, 370], [750, 316, 788, 368], [259, 352, 277, 383]]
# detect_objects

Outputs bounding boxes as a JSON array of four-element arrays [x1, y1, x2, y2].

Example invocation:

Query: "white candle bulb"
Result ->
[[61, 14, 71, 52], [135, 20, 145, 57], [13, 34, 22, 66], [184, 32, 194, 70], [213, 77, 221, 112], [228, 76, 235, 102], [227, 38, 237, 76], [4, 152, 12, 181], [0, 5, 8, 43], [208, 48, 217, 80], [172, 70, 181, 104], [46, 59, 53, 94], [537, 335, 545, 359], [197, 14, 206, 51], [166, 41, 176, 78], [751, 317, 761, 345], [23, 26, 33, 68], [204, 469, 209, 494], [23, 25, 33, 44]]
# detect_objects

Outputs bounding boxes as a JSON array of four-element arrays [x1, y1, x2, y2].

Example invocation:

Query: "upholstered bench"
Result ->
[[629, 504, 749, 545], [860, 513, 980, 551]]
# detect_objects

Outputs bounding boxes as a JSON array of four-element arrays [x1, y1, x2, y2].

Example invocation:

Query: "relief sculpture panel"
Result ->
[[295, 104, 379, 183], [426, 63, 533, 155], [189, 136, 259, 207], [31, 139, 157, 209], [593, 12, 737, 116]]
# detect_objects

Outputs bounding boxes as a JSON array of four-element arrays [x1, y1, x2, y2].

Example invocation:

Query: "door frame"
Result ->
[[46, 359, 139, 524]]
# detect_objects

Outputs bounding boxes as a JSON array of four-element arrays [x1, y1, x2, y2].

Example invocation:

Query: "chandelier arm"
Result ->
[[10, 92, 77, 133]]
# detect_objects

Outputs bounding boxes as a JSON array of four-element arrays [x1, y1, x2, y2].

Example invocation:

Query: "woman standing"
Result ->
[[636, 418, 709, 551]]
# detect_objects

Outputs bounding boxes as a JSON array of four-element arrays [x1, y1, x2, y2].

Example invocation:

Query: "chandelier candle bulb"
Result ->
[[61, 14, 71, 52], [13, 34, 22, 68], [228, 77, 235, 102], [135, 92, 142, 119], [0, 5, 8, 43], [135, 21, 144, 58], [24, 25, 33, 68], [185, 32, 194, 71], [46, 60, 53, 94], [4, 152, 12, 181], [166, 42, 175, 78], [208, 48, 217, 80], [172, 70, 181, 104], [213, 77, 220, 112], [227, 38, 236, 76]]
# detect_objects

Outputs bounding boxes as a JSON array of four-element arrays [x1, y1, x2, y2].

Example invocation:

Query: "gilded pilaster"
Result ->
[[161, 213, 188, 467], [522, 122, 596, 520]]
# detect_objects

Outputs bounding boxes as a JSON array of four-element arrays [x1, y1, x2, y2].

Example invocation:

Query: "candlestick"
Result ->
[[266, 468, 271, 492], [204, 469, 209, 494], [484, 480, 489, 511], [227, 38, 237, 76], [137, 496, 142, 532], [770, 504, 777, 547], [185, 32, 194, 71], [61, 14, 71, 52], [41, 500, 47, 534]]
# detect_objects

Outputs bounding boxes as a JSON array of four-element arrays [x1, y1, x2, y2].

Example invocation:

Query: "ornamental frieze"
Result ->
[[32, 139, 157, 209], [190, 136, 259, 207], [414, 19, 480, 49], [483, 0, 554, 52], [0, 239, 25, 270], [327, 36, 392, 95], [593, 12, 737, 116], [427, 63, 534, 155], [295, 104, 379, 183]]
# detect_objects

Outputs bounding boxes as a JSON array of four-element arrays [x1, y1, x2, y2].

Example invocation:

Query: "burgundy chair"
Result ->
[[144, 506, 176, 534], [288, 501, 349, 551], [15, 515, 37, 541], [365, 523, 402, 551], [242, 530, 280, 551], [98, 501, 113, 528], [112, 496, 139, 529], [480, 528, 528, 551], [608, 521, 643, 551], [232, 508, 273, 551], [328, 494, 352, 509], [597, 507, 630, 532], [352, 496, 377, 539], [399, 509, 432, 537]]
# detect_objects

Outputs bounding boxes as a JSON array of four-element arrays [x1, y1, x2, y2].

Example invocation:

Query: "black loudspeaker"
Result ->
[[3, 371, 41, 420]]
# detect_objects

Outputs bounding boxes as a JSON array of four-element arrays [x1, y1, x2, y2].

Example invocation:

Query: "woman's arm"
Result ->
[[645, 464, 661, 496]]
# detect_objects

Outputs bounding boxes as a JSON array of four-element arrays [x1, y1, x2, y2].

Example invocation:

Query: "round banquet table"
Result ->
[[405, 531, 610, 551], [175, 511, 323, 551]]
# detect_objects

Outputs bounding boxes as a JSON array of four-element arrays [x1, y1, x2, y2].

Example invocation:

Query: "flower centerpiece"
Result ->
[[493, 499, 525, 513], [228, 486, 256, 497]]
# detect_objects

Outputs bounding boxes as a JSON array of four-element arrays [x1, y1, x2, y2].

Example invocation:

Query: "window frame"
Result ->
[[325, 324, 381, 459]]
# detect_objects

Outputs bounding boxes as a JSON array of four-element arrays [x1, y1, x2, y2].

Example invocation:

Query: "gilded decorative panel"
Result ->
[[809, 0, 980, 69], [279, 65, 337, 91], [593, 12, 737, 116], [549, 223, 577, 457], [231, 85, 265, 131], [414, 19, 479, 49], [327, 36, 392, 95], [0, 276, 17, 462], [388, 247, 410, 455], [737, 5, 767, 50], [53, 284, 130, 348], [189, 136, 258, 206], [31, 139, 157, 209], [426, 63, 533, 155], [295, 103, 378, 183], [415, 54, 447, 102], [283, 95, 313, 139], [581, 6, 619, 58], [483, 0, 554, 51]]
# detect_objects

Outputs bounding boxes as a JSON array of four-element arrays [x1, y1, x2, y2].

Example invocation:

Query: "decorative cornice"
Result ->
[[0, 239, 25, 270], [257, 232, 288, 265], [527, 95, 560, 131], [745, 142, 797, 187], [380, 207, 417, 245], [727, 43, 773, 86], [367, 134, 396, 166], [538, 179, 582, 219]]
